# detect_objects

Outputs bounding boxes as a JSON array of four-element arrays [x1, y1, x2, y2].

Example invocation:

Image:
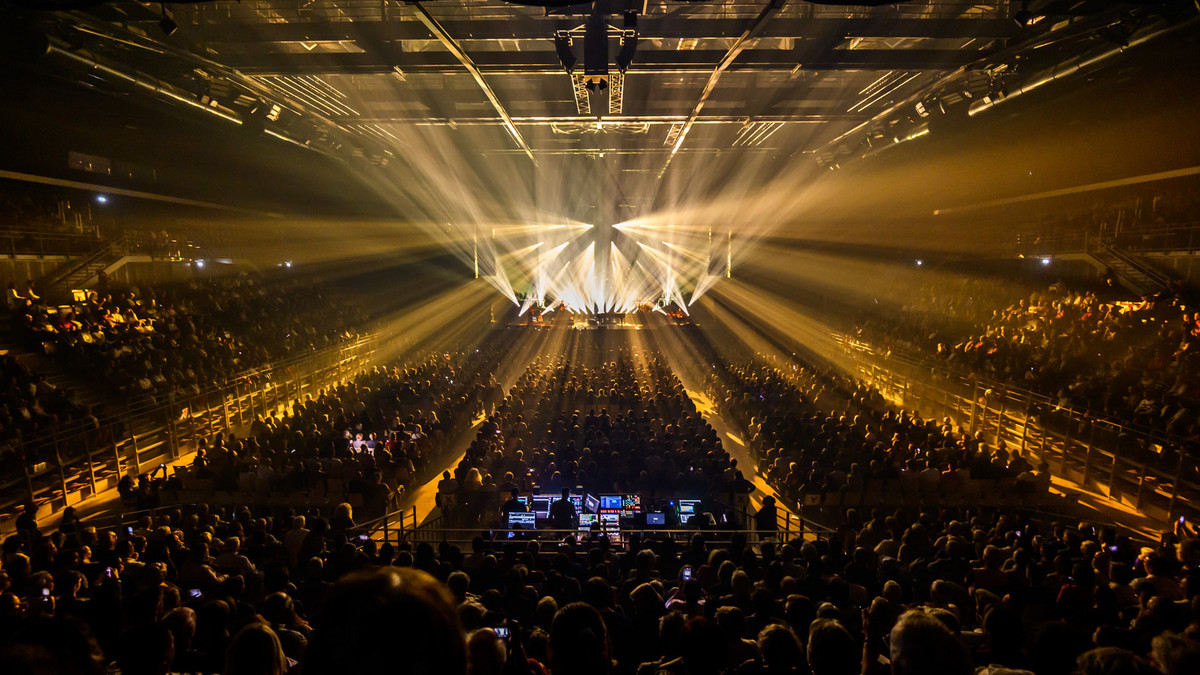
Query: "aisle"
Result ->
[[381, 327, 567, 534], [381, 326, 807, 540], [680, 385, 800, 523]]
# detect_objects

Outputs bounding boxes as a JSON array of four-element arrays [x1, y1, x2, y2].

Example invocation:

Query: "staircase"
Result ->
[[39, 234, 137, 295], [1083, 234, 1175, 297]]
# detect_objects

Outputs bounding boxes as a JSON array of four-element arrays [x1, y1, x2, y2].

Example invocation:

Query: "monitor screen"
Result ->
[[540, 494, 581, 513], [517, 496, 529, 506], [531, 496, 554, 517], [578, 514, 598, 529], [584, 494, 600, 514], [678, 499, 701, 515], [646, 512, 665, 526], [508, 512, 536, 529], [599, 495, 622, 511], [599, 513, 620, 527], [622, 494, 642, 512]]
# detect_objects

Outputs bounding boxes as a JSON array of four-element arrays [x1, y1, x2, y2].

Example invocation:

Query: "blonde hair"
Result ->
[[224, 623, 288, 675]]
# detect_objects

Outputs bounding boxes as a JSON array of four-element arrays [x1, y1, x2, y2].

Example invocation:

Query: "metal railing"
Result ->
[[1017, 222, 1200, 257], [34, 230, 202, 290], [39, 232, 137, 289], [0, 334, 379, 518], [0, 229, 102, 258], [833, 335, 1198, 528], [378, 525, 826, 549], [1108, 223, 1200, 255], [386, 495, 833, 549], [1083, 233, 1175, 291]]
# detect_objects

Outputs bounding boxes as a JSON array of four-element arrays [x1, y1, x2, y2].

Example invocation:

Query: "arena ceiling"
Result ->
[[2, 0, 1197, 214]]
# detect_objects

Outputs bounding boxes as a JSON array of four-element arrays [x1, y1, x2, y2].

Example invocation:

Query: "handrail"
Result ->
[[0, 228, 101, 257], [1110, 222, 1200, 240], [385, 526, 822, 545], [1084, 233, 1174, 289], [40, 233, 130, 288], [1017, 222, 1200, 257], [710, 495, 834, 539], [350, 500, 415, 537]]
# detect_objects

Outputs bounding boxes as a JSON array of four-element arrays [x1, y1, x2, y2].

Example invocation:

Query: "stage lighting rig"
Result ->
[[583, 0, 609, 91], [552, 2, 639, 116]]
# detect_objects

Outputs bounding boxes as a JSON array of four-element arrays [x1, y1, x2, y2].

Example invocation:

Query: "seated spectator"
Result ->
[[889, 609, 972, 675], [302, 567, 465, 675]]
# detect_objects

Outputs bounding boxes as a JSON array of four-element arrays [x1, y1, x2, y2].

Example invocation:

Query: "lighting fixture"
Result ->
[[554, 33, 576, 73], [583, 3, 608, 83], [615, 10, 638, 72]]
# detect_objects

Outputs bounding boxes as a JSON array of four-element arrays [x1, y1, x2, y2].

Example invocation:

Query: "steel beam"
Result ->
[[659, 0, 786, 179], [339, 113, 867, 125], [608, 69, 623, 116], [407, 2, 536, 163], [570, 72, 592, 115], [184, 18, 1019, 43], [224, 48, 975, 75]]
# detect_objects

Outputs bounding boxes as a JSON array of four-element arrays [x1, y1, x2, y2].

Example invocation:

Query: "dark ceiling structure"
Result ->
[[1, 0, 1197, 215]]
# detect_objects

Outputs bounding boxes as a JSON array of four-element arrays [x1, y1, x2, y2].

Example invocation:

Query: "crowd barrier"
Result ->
[[833, 335, 1197, 528], [382, 524, 826, 550], [391, 496, 834, 550]]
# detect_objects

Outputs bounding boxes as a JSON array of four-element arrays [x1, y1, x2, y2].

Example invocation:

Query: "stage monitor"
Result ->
[[678, 499, 701, 516], [646, 512, 665, 526], [578, 513, 598, 530], [599, 495, 622, 511], [584, 494, 600, 514], [599, 513, 620, 528]]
